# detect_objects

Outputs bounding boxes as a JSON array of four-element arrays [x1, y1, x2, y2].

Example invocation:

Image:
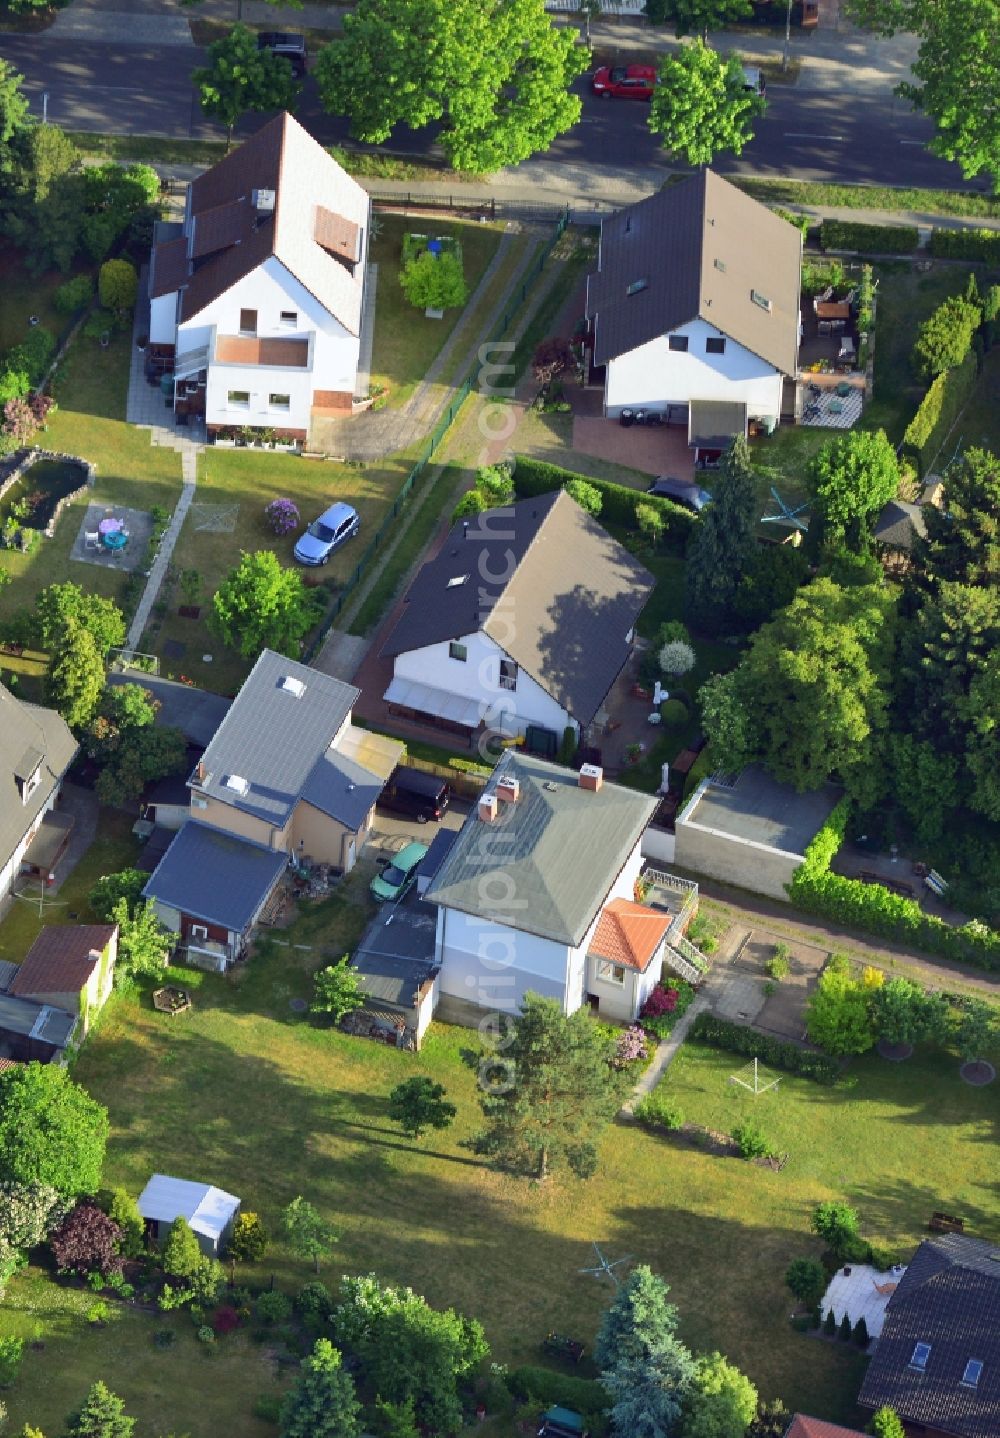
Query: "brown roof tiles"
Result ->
[[590, 898, 671, 972], [11, 924, 116, 998], [315, 207, 360, 264], [149, 237, 189, 299]]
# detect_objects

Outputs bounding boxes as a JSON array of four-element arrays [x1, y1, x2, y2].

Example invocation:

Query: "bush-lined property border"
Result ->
[[689, 1013, 841, 1085], [901, 351, 978, 474], [512, 456, 697, 552], [820, 220, 920, 255]]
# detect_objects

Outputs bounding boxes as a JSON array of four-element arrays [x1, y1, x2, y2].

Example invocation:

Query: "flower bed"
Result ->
[[639, 980, 697, 1040]]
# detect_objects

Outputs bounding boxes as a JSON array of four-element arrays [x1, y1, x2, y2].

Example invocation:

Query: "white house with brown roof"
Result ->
[[587, 169, 802, 440], [147, 111, 370, 443], [379, 490, 654, 746]]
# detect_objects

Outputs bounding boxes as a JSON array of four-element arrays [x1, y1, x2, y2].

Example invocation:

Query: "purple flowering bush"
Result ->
[[265, 498, 300, 536], [612, 1024, 649, 1069]]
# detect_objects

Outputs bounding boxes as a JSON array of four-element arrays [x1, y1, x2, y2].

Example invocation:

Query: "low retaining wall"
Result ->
[[0, 447, 96, 540]]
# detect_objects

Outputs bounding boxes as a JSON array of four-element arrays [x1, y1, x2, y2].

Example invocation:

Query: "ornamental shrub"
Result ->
[[785, 1257, 826, 1307], [54, 275, 95, 314], [660, 698, 690, 729], [213, 1305, 240, 1335], [612, 1025, 649, 1069], [256, 1289, 292, 1325], [634, 1093, 684, 1131], [732, 1120, 775, 1160], [642, 985, 680, 1018], [264, 498, 300, 536]]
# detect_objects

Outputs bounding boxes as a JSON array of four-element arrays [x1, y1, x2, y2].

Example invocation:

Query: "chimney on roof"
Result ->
[[195, 758, 206, 783], [579, 763, 603, 792], [478, 794, 499, 823], [496, 775, 520, 804]]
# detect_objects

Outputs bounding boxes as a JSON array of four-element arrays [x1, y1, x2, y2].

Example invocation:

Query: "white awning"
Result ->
[[383, 677, 482, 729]]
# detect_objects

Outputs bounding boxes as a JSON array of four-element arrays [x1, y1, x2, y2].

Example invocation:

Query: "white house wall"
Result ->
[[177, 257, 362, 430], [149, 293, 177, 346], [393, 630, 574, 737], [604, 317, 784, 421], [0, 789, 60, 906]]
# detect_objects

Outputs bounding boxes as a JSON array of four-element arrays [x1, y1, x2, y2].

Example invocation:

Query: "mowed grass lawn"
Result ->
[[369, 215, 504, 409], [0, 328, 183, 626], [3, 890, 985, 1431]]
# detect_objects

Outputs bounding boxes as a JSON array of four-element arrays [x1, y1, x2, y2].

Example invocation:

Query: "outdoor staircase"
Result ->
[[673, 933, 709, 973], [664, 943, 705, 989]]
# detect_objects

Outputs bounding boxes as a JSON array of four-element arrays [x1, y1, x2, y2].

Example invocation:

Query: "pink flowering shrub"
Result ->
[[612, 1024, 649, 1069], [264, 498, 300, 535]]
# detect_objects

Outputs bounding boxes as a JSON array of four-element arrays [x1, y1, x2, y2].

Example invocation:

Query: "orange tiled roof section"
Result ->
[[590, 898, 671, 972]]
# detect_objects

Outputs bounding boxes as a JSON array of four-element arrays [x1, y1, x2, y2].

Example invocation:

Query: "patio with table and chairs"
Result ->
[[72, 503, 155, 572]]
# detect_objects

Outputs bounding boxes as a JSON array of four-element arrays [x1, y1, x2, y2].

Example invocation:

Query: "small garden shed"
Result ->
[[137, 1173, 241, 1257]]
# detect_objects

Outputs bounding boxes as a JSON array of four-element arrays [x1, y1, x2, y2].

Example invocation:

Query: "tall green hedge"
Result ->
[[508, 1367, 609, 1423], [513, 456, 697, 552], [819, 220, 919, 255], [902, 351, 978, 474], [929, 228, 1000, 263], [787, 799, 1000, 970], [689, 1012, 841, 1084]]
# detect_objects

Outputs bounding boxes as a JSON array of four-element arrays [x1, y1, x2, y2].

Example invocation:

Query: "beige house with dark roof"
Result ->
[[0, 684, 77, 911], [379, 490, 654, 745], [587, 169, 802, 443], [146, 111, 370, 443]]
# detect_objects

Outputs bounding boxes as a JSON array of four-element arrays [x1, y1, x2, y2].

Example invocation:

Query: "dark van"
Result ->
[[378, 766, 450, 824]]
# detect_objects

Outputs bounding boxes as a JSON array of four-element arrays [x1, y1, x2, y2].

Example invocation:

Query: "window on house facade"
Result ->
[[596, 959, 626, 985], [18, 766, 41, 804], [239, 308, 257, 334], [499, 659, 518, 691], [449, 642, 468, 662], [668, 335, 689, 352], [706, 337, 726, 354], [279, 310, 298, 328], [269, 393, 291, 410], [228, 390, 250, 407], [750, 290, 772, 312]]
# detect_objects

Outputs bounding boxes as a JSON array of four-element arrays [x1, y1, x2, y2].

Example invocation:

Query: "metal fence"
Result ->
[[303, 208, 570, 660], [367, 189, 612, 224]]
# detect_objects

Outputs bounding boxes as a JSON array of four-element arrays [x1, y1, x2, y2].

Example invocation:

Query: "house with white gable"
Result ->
[[422, 751, 701, 1026], [145, 111, 370, 445], [586, 168, 802, 449], [379, 490, 654, 747]]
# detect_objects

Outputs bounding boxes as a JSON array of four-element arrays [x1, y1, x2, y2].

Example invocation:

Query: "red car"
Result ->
[[591, 64, 657, 100]]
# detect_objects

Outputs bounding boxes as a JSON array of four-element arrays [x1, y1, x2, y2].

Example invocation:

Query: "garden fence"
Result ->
[[303, 208, 570, 660], [368, 190, 609, 224]]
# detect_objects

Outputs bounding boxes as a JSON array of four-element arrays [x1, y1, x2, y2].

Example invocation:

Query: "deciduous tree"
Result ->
[[0, 1182, 68, 1291], [399, 251, 468, 310], [648, 42, 765, 167], [36, 584, 125, 658], [954, 998, 997, 1062], [310, 957, 364, 1025], [315, 0, 587, 174], [912, 294, 981, 380], [162, 1217, 203, 1279], [280, 1338, 361, 1438], [228, 1212, 269, 1273], [111, 899, 172, 983], [98, 259, 138, 315], [388, 1078, 457, 1138], [283, 1197, 337, 1274], [49, 1203, 124, 1278], [107, 1189, 144, 1258], [808, 429, 899, 546], [212, 550, 317, 658], [870, 1406, 906, 1438], [89, 870, 147, 923], [0, 1064, 108, 1199], [193, 24, 302, 150], [466, 993, 629, 1179], [45, 622, 106, 730], [811, 1200, 860, 1257], [644, 0, 752, 38], [683, 1351, 757, 1438], [699, 669, 754, 774], [870, 976, 950, 1047], [806, 966, 875, 1056]]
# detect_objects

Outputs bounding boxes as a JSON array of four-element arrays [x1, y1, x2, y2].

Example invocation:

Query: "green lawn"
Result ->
[[939, 345, 1000, 458], [369, 215, 505, 409], [0, 246, 88, 354]]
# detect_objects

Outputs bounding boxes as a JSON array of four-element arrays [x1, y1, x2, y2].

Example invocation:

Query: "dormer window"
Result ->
[[961, 1359, 983, 1388], [909, 1342, 932, 1372], [626, 279, 648, 296], [18, 765, 41, 804]]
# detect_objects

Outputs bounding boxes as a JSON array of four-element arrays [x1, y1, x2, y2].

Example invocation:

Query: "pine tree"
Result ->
[[162, 1216, 202, 1279], [62, 1381, 135, 1438], [684, 436, 759, 634], [279, 1338, 361, 1438], [853, 1315, 870, 1347], [595, 1265, 681, 1369], [838, 1313, 853, 1341], [823, 1310, 837, 1336]]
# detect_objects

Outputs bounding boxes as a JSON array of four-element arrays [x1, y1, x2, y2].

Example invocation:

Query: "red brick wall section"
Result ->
[[311, 390, 353, 413]]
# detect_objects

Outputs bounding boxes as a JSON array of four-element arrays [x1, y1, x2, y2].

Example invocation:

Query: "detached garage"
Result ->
[[137, 1173, 241, 1257]]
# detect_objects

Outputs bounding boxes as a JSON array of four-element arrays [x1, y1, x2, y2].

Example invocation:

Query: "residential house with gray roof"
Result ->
[[423, 751, 693, 1025], [144, 650, 403, 969], [858, 1234, 1000, 1438], [586, 169, 802, 444], [380, 490, 654, 747], [0, 683, 78, 911]]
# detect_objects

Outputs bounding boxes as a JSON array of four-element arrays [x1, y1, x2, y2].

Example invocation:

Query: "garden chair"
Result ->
[[84, 530, 101, 551]]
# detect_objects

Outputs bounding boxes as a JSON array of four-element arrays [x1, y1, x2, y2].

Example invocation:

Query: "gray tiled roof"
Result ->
[[874, 499, 927, 552], [301, 748, 383, 832], [0, 685, 78, 874], [380, 491, 654, 725], [195, 650, 361, 828], [859, 1235, 1000, 1438], [143, 821, 286, 933], [351, 893, 439, 1009], [425, 752, 657, 947], [587, 169, 801, 375]]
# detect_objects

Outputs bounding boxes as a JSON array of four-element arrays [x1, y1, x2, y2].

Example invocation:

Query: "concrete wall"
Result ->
[[150, 801, 189, 831], [392, 630, 575, 738], [674, 819, 802, 902], [641, 826, 676, 866], [605, 317, 784, 422], [288, 800, 355, 871]]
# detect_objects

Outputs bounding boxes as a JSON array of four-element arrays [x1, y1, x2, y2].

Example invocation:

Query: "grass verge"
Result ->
[[737, 176, 1000, 220]]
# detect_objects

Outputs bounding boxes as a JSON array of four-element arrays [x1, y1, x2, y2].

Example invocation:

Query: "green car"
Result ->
[[370, 842, 429, 903]]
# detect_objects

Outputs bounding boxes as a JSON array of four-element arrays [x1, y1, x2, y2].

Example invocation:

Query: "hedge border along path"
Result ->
[[820, 219, 920, 255], [512, 454, 697, 552]]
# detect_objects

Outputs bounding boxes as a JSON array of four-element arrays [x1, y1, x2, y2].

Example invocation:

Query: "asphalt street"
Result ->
[[0, 28, 980, 193]]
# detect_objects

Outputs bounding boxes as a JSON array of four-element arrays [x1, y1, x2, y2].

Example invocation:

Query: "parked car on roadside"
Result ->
[[370, 841, 429, 903], [293, 501, 359, 566], [646, 477, 713, 511], [377, 766, 450, 824], [591, 64, 656, 100], [741, 64, 766, 95], [257, 32, 307, 77]]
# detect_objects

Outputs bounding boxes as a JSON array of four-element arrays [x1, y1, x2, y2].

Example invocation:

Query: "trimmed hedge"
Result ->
[[513, 456, 697, 552], [508, 1366, 609, 1423], [788, 799, 1000, 970], [902, 350, 978, 474], [929, 228, 1000, 263], [690, 1013, 841, 1085], [820, 220, 919, 255], [774, 207, 813, 239]]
